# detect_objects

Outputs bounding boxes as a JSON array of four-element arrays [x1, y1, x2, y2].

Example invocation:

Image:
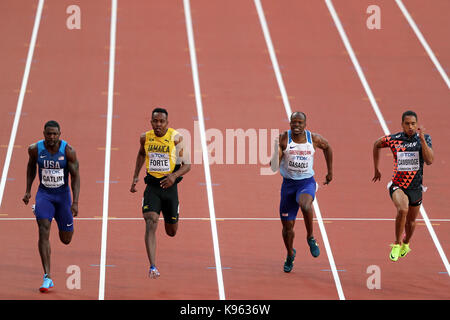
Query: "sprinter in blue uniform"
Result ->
[[271, 112, 333, 273], [23, 120, 80, 292]]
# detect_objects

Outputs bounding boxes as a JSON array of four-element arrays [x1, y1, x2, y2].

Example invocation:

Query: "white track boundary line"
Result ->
[[98, 0, 117, 301], [0, 0, 44, 209], [183, 0, 225, 300], [325, 0, 450, 277], [254, 0, 345, 300], [395, 0, 450, 89]]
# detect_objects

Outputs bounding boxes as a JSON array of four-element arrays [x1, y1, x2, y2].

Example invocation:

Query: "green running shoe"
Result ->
[[283, 248, 296, 273], [307, 237, 320, 258], [390, 244, 401, 262], [400, 243, 411, 258]]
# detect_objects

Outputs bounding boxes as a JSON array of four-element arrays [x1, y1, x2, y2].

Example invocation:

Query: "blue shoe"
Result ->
[[39, 274, 53, 293], [149, 265, 160, 279], [283, 249, 296, 273], [307, 237, 320, 258]]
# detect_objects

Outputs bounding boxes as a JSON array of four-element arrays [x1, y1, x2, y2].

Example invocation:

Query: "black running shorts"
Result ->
[[389, 183, 422, 207], [142, 183, 179, 224]]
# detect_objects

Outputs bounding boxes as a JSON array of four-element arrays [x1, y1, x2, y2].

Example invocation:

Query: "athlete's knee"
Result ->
[[282, 220, 294, 232], [59, 231, 73, 245], [60, 237, 72, 245], [299, 202, 312, 214], [166, 230, 176, 237], [144, 212, 159, 224], [165, 224, 178, 237], [37, 220, 51, 236], [397, 208, 408, 216]]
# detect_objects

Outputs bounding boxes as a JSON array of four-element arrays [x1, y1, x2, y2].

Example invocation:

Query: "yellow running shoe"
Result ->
[[390, 244, 401, 262], [400, 243, 411, 258]]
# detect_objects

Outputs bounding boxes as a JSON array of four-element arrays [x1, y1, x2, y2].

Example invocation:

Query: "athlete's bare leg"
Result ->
[[391, 189, 409, 244], [281, 220, 295, 257], [298, 193, 314, 240], [144, 212, 159, 266], [37, 219, 51, 278], [404, 205, 420, 244]]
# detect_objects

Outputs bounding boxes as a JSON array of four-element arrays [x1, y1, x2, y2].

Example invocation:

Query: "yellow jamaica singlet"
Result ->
[[144, 128, 179, 178]]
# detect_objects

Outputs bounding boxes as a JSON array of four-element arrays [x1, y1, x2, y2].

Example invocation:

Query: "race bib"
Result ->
[[397, 151, 419, 171], [41, 168, 65, 188], [148, 152, 170, 172], [288, 158, 310, 173]]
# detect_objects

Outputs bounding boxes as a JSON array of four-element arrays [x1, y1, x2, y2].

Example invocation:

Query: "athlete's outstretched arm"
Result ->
[[372, 137, 385, 182], [131, 133, 146, 193], [23, 144, 38, 205], [160, 134, 191, 189], [67, 145, 80, 217], [313, 133, 333, 185]]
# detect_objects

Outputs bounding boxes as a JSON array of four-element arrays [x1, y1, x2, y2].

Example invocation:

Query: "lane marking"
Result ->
[[395, 0, 450, 89], [91, 264, 116, 267], [325, 0, 450, 277], [254, 0, 345, 300], [98, 0, 118, 301], [183, 0, 225, 300], [96, 180, 119, 183], [0, 0, 44, 209], [13, 89, 32, 93], [321, 269, 346, 272], [97, 147, 119, 151]]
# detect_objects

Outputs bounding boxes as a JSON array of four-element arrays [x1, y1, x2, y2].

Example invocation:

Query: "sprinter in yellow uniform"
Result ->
[[130, 107, 191, 278]]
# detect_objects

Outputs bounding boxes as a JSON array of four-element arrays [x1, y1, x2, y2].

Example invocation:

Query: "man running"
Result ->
[[271, 112, 333, 273], [130, 107, 191, 278], [373, 110, 433, 262], [22, 120, 80, 292]]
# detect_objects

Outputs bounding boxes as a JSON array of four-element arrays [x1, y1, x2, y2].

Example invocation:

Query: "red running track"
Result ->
[[0, 0, 448, 300]]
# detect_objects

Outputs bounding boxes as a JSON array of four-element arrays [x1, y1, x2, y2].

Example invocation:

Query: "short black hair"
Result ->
[[152, 107, 168, 118], [402, 110, 417, 122], [44, 120, 60, 131], [290, 111, 306, 121]]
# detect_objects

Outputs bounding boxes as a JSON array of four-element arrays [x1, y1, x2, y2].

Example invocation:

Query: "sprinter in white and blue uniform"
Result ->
[[271, 112, 333, 273], [23, 120, 80, 293]]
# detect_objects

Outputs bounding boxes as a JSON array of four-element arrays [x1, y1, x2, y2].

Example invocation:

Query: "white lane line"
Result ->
[[0, 0, 44, 209], [325, 0, 450, 277], [395, 0, 450, 89], [98, 0, 118, 301], [324, 0, 389, 135], [183, 0, 225, 300], [254, 0, 345, 301]]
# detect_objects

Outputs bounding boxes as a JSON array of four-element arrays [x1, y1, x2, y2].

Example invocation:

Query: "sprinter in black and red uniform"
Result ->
[[373, 111, 434, 262]]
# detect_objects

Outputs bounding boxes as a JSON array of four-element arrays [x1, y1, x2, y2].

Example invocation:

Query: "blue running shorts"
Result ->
[[279, 176, 317, 221], [34, 187, 73, 231]]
